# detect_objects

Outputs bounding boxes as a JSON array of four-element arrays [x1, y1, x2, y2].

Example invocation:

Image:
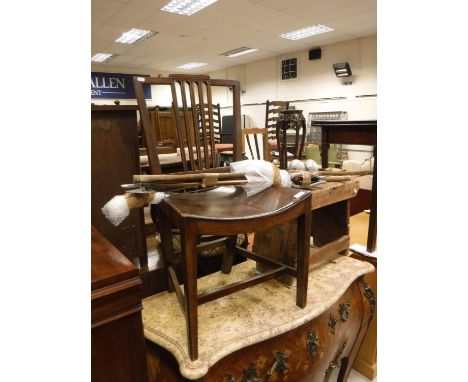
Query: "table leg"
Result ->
[[321, 130, 330, 169], [180, 221, 198, 360], [296, 198, 311, 308], [366, 146, 377, 252]]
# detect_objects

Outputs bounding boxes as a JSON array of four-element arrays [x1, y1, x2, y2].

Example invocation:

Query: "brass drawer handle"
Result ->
[[307, 331, 320, 356], [329, 300, 352, 334], [265, 351, 288, 379], [225, 351, 289, 382]]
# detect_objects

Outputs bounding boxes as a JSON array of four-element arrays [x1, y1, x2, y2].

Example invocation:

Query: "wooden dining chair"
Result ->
[[242, 127, 269, 160], [265, 100, 289, 151], [134, 74, 245, 265], [134, 75, 312, 361], [275, 110, 307, 169], [197, 103, 221, 144]]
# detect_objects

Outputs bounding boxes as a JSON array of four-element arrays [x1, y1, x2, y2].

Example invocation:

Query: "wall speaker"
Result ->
[[309, 48, 321, 60]]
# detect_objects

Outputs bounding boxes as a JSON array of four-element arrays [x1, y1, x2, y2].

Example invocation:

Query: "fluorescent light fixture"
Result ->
[[91, 53, 115, 62], [279, 24, 333, 40], [115, 28, 157, 44], [221, 47, 258, 58], [177, 62, 207, 69], [161, 0, 218, 16]]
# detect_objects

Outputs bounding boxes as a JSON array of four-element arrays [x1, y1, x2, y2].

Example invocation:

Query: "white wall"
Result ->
[[209, 35, 377, 160]]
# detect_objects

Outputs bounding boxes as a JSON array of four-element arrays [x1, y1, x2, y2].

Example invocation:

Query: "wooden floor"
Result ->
[[350, 211, 371, 246]]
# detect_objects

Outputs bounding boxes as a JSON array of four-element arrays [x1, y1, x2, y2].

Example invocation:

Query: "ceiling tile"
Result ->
[[136, 10, 180, 31], [108, 55, 141, 65], [127, 0, 168, 10], [92, 0, 126, 24], [91, 0, 376, 72], [105, 3, 158, 28]]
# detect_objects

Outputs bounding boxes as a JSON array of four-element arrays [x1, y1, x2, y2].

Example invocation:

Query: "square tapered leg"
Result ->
[[296, 200, 311, 308], [180, 221, 199, 360]]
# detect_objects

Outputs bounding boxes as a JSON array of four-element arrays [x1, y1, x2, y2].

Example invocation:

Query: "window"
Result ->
[[281, 58, 297, 80]]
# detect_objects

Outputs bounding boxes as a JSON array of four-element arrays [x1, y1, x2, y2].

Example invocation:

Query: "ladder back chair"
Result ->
[[135, 73, 245, 268], [265, 100, 289, 152], [197, 103, 221, 144], [134, 75, 312, 361]]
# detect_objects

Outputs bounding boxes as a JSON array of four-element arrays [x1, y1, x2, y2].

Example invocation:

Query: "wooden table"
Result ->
[[252, 179, 360, 288], [91, 226, 148, 382], [314, 120, 377, 253]]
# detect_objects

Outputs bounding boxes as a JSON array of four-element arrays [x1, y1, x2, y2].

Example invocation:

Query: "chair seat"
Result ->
[[163, 185, 308, 222], [215, 143, 234, 152]]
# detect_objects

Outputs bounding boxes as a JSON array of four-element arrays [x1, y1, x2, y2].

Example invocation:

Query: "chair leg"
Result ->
[[221, 235, 236, 274], [296, 207, 311, 308], [155, 206, 175, 293], [180, 221, 199, 360]]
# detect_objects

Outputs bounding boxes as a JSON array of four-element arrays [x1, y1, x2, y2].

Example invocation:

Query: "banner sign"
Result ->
[[91, 72, 152, 99]]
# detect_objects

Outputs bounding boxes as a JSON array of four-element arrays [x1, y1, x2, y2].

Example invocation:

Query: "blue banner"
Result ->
[[91, 72, 152, 99]]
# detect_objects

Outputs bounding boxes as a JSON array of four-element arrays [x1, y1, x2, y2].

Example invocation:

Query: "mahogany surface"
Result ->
[[91, 227, 138, 291], [163, 185, 308, 222], [91, 227, 148, 382]]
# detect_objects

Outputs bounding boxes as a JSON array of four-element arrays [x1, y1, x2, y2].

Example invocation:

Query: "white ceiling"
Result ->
[[92, 0, 376, 73]]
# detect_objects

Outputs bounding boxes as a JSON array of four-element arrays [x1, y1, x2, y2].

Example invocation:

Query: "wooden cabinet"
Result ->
[[91, 105, 147, 266], [91, 227, 148, 382], [142, 257, 375, 382], [350, 252, 377, 380]]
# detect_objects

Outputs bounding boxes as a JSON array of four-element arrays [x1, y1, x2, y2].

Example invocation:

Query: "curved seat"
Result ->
[[163, 185, 306, 222]]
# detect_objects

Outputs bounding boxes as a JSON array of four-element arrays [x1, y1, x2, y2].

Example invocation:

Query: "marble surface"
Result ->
[[142, 257, 374, 379]]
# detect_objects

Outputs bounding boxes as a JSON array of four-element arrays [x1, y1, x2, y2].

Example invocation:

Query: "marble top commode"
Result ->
[[142, 257, 374, 380]]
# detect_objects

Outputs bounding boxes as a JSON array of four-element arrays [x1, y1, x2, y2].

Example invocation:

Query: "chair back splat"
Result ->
[[170, 74, 216, 171]]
